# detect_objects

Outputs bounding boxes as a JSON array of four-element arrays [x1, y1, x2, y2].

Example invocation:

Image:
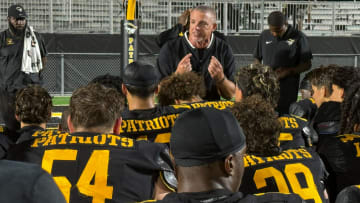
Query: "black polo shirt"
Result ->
[[0, 29, 47, 93], [157, 33, 236, 101], [254, 25, 312, 115]]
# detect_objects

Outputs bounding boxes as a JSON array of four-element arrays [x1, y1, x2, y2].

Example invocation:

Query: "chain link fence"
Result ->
[[44, 53, 359, 95]]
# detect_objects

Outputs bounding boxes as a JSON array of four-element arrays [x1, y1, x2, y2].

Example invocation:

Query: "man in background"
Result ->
[[0, 4, 47, 141], [254, 11, 312, 115]]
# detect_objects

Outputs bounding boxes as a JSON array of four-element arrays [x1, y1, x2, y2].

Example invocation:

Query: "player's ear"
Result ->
[[15, 114, 20, 122], [224, 154, 234, 176], [67, 115, 75, 133], [113, 117, 122, 135], [154, 86, 159, 94], [212, 23, 217, 31], [122, 84, 127, 96]]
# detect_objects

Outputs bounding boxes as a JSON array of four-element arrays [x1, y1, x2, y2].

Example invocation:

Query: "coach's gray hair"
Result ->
[[193, 5, 217, 23]]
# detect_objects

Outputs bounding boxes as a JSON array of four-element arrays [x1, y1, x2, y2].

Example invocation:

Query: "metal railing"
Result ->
[[45, 52, 359, 95], [0, 0, 359, 35]]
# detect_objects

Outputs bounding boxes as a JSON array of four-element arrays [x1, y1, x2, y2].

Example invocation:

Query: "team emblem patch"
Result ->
[[16, 7, 23, 12], [6, 38, 14, 45], [286, 39, 295, 46]]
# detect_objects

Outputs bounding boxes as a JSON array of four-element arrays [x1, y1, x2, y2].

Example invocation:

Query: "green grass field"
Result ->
[[53, 94, 303, 106], [53, 96, 70, 106]]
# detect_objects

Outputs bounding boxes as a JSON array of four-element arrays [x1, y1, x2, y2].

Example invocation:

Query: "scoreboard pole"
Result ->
[[121, 0, 139, 76]]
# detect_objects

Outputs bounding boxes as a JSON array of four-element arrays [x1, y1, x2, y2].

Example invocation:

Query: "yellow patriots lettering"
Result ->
[[299, 148, 312, 158], [58, 133, 70, 144], [167, 114, 178, 126], [251, 155, 265, 164], [289, 118, 299, 128], [145, 120, 159, 130], [127, 120, 138, 132], [339, 134, 360, 143], [43, 135, 58, 146], [152, 118, 163, 130], [244, 155, 257, 166], [31, 137, 47, 147], [93, 134, 107, 145], [135, 120, 145, 131], [159, 116, 170, 128], [121, 137, 134, 147], [107, 134, 121, 146]]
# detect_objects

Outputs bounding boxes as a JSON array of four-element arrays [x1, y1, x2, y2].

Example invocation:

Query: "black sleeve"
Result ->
[[253, 33, 263, 61], [298, 33, 312, 63], [156, 43, 176, 79], [32, 171, 66, 203], [223, 43, 236, 82]]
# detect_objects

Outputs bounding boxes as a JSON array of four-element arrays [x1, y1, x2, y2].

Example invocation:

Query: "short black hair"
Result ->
[[268, 11, 285, 27]]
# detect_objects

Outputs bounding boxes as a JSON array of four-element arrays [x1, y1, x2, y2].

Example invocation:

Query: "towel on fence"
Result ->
[[21, 26, 43, 74]]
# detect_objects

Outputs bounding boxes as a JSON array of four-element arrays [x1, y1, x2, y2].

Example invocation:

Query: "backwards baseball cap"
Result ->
[[171, 108, 246, 167], [123, 61, 160, 87], [8, 4, 27, 19]]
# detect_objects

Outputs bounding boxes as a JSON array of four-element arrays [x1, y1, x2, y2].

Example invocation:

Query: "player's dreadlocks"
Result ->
[[230, 94, 281, 156], [339, 82, 360, 134], [235, 63, 279, 107]]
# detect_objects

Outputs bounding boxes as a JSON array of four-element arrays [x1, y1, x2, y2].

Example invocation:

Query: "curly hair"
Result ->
[[339, 82, 360, 134], [158, 72, 206, 106], [230, 94, 281, 156], [70, 83, 125, 130], [15, 85, 52, 124], [235, 64, 280, 107]]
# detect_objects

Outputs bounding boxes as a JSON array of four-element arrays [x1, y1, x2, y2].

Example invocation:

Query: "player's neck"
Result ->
[[177, 167, 230, 193], [21, 122, 46, 129], [127, 95, 156, 111]]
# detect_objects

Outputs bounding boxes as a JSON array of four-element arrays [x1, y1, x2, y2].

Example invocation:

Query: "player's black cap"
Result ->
[[8, 4, 27, 19], [171, 107, 246, 167], [123, 61, 160, 87]]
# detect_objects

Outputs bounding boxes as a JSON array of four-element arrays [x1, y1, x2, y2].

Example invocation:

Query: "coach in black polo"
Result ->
[[254, 11, 312, 115]]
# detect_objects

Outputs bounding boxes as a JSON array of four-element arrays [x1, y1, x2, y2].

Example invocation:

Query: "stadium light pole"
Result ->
[[121, 0, 139, 78]]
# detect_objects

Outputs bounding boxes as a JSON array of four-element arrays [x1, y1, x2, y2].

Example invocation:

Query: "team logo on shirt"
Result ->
[[6, 38, 14, 45], [286, 39, 295, 46]]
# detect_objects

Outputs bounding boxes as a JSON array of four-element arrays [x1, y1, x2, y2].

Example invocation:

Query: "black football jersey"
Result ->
[[7, 129, 174, 203], [317, 134, 360, 196], [279, 115, 314, 149], [120, 101, 234, 143], [141, 189, 304, 203], [240, 148, 327, 203]]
